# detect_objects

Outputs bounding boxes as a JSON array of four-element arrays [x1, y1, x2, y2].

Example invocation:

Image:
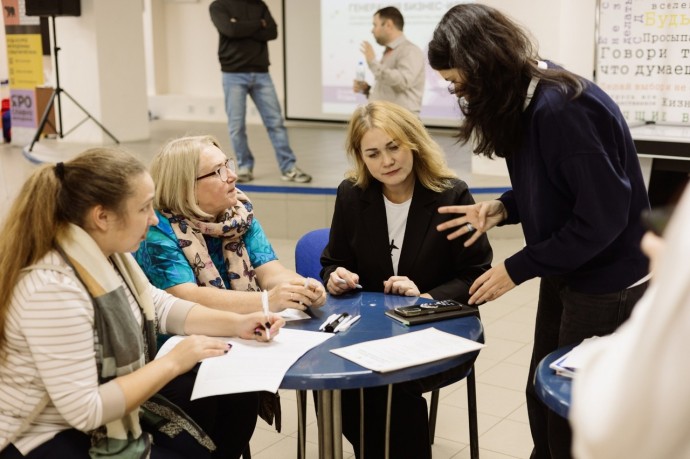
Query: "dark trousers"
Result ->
[[0, 427, 200, 459], [158, 369, 259, 459], [2, 370, 259, 459], [341, 359, 475, 459], [341, 384, 430, 459], [527, 277, 648, 459]]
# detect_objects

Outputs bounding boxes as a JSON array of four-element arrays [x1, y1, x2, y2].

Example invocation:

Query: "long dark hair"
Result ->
[[428, 4, 585, 158]]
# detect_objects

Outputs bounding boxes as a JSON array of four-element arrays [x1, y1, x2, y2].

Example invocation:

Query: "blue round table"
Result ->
[[534, 344, 575, 419], [282, 291, 484, 459]]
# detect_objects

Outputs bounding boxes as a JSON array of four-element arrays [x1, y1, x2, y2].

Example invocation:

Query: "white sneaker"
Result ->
[[236, 167, 253, 183], [281, 166, 312, 183]]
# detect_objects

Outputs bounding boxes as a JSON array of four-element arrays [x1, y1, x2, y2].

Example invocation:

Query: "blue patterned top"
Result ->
[[134, 210, 277, 290]]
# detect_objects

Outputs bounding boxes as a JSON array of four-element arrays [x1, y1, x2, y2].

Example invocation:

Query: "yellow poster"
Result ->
[[6, 32, 43, 89]]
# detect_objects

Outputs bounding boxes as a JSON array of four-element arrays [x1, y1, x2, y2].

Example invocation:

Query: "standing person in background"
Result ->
[[209, 0, 312, 183], [427, 4, 650, 458], [321, 100, 493, 459], [353, 6, 426, 116], [0, 148, 284, 458]]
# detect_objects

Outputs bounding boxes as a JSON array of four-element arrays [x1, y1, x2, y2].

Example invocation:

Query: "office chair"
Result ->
[[293, 228, 479, 459]]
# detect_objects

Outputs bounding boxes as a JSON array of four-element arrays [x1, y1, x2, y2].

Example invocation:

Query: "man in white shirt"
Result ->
[[353, 6, 426, 115]]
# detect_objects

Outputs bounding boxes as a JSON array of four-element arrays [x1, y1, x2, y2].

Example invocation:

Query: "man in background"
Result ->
[[354, 6, 426, 116], [210, 0, 311, 183]]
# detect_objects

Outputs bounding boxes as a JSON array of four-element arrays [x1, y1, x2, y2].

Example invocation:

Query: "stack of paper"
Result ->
[[548, 336, 601, 378], [330, 327, 484, 373], [156, 328, 332, 399]]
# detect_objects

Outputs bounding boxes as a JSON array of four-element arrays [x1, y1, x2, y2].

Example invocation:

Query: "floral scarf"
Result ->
[[162, 190, 260, 291]]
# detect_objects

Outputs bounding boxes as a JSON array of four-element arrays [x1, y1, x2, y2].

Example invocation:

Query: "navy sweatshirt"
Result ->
[[209, 0, 277, 73], [500, 69, 650, 294]]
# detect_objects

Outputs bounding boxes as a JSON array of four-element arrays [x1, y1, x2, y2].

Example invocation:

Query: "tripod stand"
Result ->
[[28, 15, 119, 152]]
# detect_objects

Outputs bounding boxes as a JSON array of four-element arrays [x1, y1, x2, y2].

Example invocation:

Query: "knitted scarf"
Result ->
[[161, 189, 260, 291], [57, 224, 215, 457], [57, 224, 156, 457]]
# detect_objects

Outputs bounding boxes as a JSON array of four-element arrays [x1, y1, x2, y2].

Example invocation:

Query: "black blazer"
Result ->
[[321, 178, 493, 302]]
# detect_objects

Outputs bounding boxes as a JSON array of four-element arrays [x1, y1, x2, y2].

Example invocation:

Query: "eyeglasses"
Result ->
[[196, 159, 235, 182]]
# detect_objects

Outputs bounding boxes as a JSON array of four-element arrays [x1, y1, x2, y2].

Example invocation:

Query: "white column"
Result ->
[[49, 0, 149, 143]]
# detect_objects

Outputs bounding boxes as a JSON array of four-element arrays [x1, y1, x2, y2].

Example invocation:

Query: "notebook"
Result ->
[[385, 304, 479, 326]]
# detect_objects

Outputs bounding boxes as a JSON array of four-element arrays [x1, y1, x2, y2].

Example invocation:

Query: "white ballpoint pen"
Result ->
[[261, 290, 271, 340], [335, 314, 361, 332], [334, 275, 362, 289], [319, 313, 338, 331]]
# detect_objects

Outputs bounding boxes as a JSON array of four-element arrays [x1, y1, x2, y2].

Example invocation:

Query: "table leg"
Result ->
[[296, 390, 307, 459], [316, 389, 343, 459], [467, 366, 479, 459], [333, 389, 343, 456], [385, 384, 392, 459], [359, 388, 365, 459]]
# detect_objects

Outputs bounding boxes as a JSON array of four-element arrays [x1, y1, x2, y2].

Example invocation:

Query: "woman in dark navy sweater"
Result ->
[[427, 4, 650, 459]]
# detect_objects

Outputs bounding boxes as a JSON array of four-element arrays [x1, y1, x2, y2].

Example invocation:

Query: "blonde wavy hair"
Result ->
[[151, 135, 224, 220], [345, 101, 457, 191]]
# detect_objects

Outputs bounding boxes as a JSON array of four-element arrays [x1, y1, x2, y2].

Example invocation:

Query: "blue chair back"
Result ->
[[295, 228, 330, 280]]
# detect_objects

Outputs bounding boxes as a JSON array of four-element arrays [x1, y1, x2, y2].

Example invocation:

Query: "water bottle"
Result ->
[[356, 61, 366, 82]]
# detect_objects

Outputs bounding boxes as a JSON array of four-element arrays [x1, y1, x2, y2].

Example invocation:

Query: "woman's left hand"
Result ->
[[282, 278, 327, 310], [467, 262, 516, 305], [383, 276, 422, 297], [299, 277, 327, 308], [237, 311, 285, 342]]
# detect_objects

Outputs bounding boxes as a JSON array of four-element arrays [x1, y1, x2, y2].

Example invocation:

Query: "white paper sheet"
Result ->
[[548, 336, 601, 378], [330, 327, 484, 373], [156, 329, 332, 400], [278, 307, 311, 321]]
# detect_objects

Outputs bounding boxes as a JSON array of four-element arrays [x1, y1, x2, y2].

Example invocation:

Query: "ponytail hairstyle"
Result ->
[[428, 4, 585, 158], [0, 147, 146, 353]]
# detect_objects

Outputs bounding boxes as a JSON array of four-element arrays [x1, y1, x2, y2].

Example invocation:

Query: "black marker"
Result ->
[[325, 313, 349, 333]]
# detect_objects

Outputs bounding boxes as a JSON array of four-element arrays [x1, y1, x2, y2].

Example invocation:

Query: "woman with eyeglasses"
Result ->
[[427, 4, 651, 458], [135, 135, 326, 315], [135, 135, 326, 432]]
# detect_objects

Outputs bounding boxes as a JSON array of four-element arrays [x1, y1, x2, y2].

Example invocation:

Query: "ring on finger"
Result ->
[[466, 222, 475, 233]]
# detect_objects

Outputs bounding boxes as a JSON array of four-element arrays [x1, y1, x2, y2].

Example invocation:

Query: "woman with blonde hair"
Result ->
[[321, 100, 492, 458], [135, 135, 326, 315], [0, 148, 284, 458]]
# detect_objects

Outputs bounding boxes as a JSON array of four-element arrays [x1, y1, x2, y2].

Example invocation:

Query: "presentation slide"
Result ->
[[285, 1, 471, 126]]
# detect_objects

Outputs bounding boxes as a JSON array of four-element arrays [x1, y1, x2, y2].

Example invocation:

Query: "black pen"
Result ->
[[325, 312, 349, 333]]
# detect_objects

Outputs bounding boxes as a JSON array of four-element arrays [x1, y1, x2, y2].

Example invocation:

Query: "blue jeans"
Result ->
[[526, 276, 648, 459], [222, 72, 296, 173]]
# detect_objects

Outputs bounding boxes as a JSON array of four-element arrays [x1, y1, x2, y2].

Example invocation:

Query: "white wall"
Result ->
[[3, 0, 150, 145], [1, 1, 597, 126], [146, 0, 596, 123], [147, 0, 284, 123]]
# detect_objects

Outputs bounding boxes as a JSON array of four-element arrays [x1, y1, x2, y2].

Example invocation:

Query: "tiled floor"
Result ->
[[0, 120, 536, 458]]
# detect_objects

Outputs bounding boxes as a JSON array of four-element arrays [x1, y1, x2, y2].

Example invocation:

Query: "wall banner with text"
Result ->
[[2, 0, 44, 129], [596, 0, 690, 124]]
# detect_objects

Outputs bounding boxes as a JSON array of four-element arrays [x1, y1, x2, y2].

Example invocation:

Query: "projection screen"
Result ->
[[284, 1, 472, 126]]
